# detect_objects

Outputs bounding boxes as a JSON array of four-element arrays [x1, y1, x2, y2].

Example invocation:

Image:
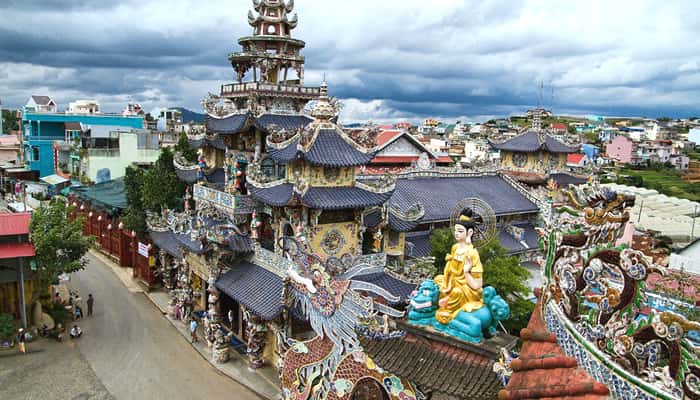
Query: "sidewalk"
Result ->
[[92, 249, 281, 400]]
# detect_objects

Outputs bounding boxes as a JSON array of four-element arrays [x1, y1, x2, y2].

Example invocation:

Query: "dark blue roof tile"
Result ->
[[389, 175, 538, 222], [254, 114, 313, 133], [215, 261, 284, 320], [301, 187, 392, 210], [227, 234, 254, 255], [206, 114, 250, 135], [549, 172, 588, 186], [352, 272, 416, 304], [388, 212, 421, 232], [490, 130, 578, 153], [497, 222, 539, 255], [248, 183, 294, 207], [149, 230, 183, 259], [363, 209, 383, 228], [404, 230, 432, 258], [174, 166, 225, 184], [267, 139, 299, 163], [189, 136, 227, 151], [304, 129, 375, 167]]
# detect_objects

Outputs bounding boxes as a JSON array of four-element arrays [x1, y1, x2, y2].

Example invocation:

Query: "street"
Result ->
[[2, 252, 261, 400]]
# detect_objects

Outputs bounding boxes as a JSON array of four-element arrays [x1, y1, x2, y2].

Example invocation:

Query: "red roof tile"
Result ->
[[551, 123, 567, 130], [376, 130, 402, 146], [0, 212, 32, 236], [0, 242, 35, 259], [499, 293, 609, 400], [567, 154, 586, 164]]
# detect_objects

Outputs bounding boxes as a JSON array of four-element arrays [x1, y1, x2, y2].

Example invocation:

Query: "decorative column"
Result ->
[[244, 309, 268, 369]]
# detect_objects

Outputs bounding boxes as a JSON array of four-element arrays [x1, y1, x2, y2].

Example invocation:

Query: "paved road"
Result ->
[[70, 253, 260, 400]]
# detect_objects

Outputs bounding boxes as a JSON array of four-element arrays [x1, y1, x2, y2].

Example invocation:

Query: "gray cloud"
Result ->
[[0, 0, 698, 122]]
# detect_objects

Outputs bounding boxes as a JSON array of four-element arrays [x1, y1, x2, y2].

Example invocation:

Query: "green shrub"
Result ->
[[44, 303, 68, 325], [0, 313, 17, 342]]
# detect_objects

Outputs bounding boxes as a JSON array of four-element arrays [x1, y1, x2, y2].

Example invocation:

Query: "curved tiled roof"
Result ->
[[363, 208, 383, 228], [388, 212, 421, 232], [268, 128, 375, 167], [248, 183, 294, 207], [497, 223, 539, 255], [352, 272, 416, 304], [304, 129, 375, 167], [254, 114, 313, 133], [548, 172, 588, 187], [215, 261, 284, 320], [389, 175, 538, 222], [174, 166, 225, 184], [189, 136, 227, 151], [404, 230, 431, 258], [205, 113, 250, 134], [490, 130, 578, 154], [360, 333, 503, 400], [300, 186, 392, 210], [267, 139, 299, 163]]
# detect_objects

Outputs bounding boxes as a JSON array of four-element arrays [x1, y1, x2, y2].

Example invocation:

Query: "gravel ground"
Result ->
[[0, 338, 114, 400]]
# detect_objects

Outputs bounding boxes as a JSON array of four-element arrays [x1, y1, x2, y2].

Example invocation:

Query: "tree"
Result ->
[[1, 109, 18, 134], [122, 166, 147, 236], [29, 198, 93, 304], [174, 131, 198, 163], [429, 227, 535, 334], [0, 313, 16, 342], [141, 147, 186, 212]]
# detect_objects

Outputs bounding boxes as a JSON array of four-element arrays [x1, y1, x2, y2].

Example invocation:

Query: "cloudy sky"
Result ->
[[0, 0, 698, 123]]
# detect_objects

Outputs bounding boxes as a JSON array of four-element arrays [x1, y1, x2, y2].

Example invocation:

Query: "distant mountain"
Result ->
[[174, 107, 206, 123]]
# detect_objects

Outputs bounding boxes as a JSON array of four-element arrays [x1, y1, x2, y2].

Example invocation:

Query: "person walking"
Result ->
[[87, 294, 94, 317], [189, 318, 198, 343], [17, 328, 26, 354]]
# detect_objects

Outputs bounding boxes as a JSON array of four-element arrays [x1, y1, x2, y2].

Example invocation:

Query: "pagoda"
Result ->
[[219, 0, 319, 115]]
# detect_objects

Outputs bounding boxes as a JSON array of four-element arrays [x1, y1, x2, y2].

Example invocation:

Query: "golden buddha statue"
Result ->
[[434, 209, 484, 325]]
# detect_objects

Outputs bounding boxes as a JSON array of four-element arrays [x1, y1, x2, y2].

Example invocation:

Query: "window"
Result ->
[[32, 146, 40, 161], [261, 158, 275, 178], [388, 231, 400, 247]]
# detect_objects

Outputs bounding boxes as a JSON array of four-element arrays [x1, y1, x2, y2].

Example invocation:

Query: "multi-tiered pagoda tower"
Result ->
[[219, 0, 319, 115]]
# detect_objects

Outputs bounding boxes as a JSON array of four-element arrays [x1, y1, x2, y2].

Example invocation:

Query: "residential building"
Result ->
[[598, 126, 619, 142], [0, 212, 35, 327], [461, 138, 491, 164], [122, 103, 144, 117], [21, 99, 144, 178], [566, 153, 589, 170], [24, 95, 56, 113], [72, 129, 162, 183], [68, 100, 100, 114], [689, 127, 700, 146], [0, 134, 20, 164], [362, 129, 452, 174], [605, 135, 634, 163], [550, 122, 567, 134]]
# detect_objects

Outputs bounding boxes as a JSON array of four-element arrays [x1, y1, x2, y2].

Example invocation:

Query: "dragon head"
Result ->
[[409, 280, 439, 313]]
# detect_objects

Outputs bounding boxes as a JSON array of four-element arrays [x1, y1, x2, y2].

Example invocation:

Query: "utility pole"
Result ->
[[18, 236, 27, 329], [692, 204, 698, 240], [637, 199, 644, 223]]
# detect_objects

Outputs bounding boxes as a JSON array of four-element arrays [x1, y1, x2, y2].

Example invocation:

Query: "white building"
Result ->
[[24, 95, 57, 113], [689, 128, 700, 146], [461, 139, 490, 163], [68, 100, 101, 114]]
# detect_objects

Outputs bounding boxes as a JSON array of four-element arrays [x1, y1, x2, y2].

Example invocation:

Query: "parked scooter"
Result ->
[[39, 324, 64, 342]]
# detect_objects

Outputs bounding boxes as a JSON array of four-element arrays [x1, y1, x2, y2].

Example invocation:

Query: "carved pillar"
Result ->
[[244, 310, 268, 369]]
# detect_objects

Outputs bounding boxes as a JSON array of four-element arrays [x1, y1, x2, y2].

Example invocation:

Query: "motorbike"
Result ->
[[39, 324, 64, 342]]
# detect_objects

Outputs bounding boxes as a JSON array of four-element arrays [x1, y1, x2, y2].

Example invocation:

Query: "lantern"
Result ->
[[88, 211, 93, 217], [118, 222, 124, 230]]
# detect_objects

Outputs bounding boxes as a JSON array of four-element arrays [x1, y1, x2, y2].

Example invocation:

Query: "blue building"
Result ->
[[22, 97, 144, 178], [581, 143, 600, 161]]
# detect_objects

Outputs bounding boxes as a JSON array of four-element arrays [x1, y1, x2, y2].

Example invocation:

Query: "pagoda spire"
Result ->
[[248, 0, 298, 37], [311, 80, 336, 121]]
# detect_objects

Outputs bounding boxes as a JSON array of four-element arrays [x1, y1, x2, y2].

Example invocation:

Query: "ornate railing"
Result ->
[[221, 82, 320, 97], [193, 184, 255, 214], [501, 172, 552, 223], [540, 184, 700, 400]]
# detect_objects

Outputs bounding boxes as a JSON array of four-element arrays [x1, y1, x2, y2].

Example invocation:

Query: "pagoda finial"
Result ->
[[285, 0, 294, 13], [311, 79, 335, 121]]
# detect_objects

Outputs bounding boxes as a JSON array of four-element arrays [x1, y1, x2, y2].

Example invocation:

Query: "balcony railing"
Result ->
[[193, 184, 255, 214], [221, 82, 320, 97]]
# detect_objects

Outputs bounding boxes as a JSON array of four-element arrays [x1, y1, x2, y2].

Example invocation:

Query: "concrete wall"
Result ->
[[85, 133, 160, 181], [606, 136, 633, 163]]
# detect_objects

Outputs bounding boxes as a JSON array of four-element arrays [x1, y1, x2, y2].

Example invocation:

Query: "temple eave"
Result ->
[[238, 36, 305, 47]]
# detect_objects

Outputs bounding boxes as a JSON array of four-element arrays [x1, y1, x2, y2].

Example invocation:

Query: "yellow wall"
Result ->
[[286, 161, 355, 187], [501, 151, 566, 174], [0, 279, 34, 318], [384, 231, 405, 257], [308, 222, 360, 260]]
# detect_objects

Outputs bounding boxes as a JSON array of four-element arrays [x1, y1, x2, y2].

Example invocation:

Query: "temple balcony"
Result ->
[[220, 82, 320, 98], [192, 184, 256, 215]]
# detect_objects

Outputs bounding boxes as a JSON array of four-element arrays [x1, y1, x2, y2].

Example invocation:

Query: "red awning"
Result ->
[[0, 242, 35, 259], [0, 212, 32, 236]]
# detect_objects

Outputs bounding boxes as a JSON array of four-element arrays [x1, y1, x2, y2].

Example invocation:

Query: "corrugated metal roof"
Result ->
[[0, 212, 32, 236]]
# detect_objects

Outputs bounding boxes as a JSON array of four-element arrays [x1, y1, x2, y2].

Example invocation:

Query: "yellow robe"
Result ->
[[434, 243, 484, 324]]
